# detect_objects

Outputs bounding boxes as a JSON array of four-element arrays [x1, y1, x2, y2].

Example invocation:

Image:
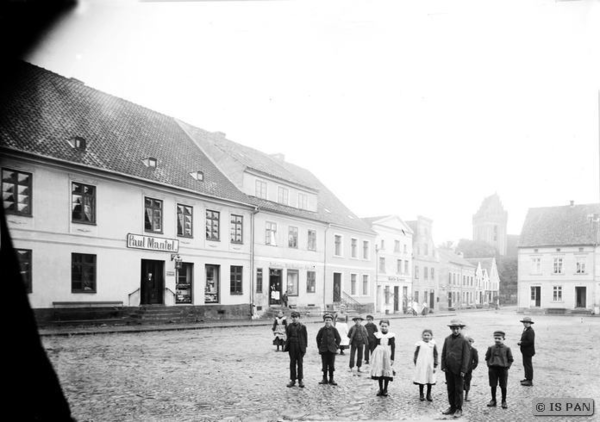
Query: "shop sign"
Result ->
[[127, 233, 179, 253]]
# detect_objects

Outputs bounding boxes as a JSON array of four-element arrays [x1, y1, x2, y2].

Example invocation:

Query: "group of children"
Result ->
[[272, 310, 532, 418]]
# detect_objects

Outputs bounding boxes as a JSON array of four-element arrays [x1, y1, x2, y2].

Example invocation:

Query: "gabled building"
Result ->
[[406, 216, 440, 312], [438, 249, 476, 310], [466, 257, 500, 306], [518, 202, 600, 314], [362, 215, 413, 314]]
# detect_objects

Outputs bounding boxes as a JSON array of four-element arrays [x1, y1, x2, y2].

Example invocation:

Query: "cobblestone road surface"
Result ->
[[42, 310, 600, 422]]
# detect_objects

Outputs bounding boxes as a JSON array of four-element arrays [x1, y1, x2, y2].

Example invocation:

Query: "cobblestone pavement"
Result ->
[[42, 310, 600, 422]]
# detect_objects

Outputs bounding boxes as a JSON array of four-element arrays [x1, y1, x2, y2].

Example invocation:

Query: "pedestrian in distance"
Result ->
[[271, 310, 287, 352], [316, 313, 341, 385], [282, 292, 288, 308], [347, 315, 369, 373], [412, 328, 438, 402], [440, 319, 471, 418], [517, 316, 535, 387], [333, 304, 350, 355], [364, 314, 378, 365], [285, 311, 308, 388], [485, 330, 513, 409], [463, 336, 479, 402], [370, 319, 395, 397]]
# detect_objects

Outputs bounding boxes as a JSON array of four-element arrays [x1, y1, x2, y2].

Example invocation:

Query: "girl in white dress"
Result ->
[[334, 304, 350, 355], [271, 310, 287, 351], [412, 328, 438, 401], [370, 319, 395, 396]]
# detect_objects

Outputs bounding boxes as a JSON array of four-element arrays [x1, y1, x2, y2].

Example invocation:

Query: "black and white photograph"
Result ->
[[1, 0, 600, 421]]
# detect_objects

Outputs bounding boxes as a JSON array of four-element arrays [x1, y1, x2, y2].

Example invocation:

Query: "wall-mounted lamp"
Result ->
[[171, 254, 183, 270]]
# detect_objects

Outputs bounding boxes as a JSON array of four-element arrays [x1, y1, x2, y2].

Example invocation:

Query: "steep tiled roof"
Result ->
[[519, 203, 600, 247], [438, 248, 476, 267], [178, 120, 375, 234], [0, 61, 250, 204]]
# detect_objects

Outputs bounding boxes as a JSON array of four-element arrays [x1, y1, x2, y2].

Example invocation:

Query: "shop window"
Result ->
[[287, 270, 299, 296], [306, 271, 316, 293], [176, 262, 193, 304], [230, 266, 243, 295], [72, 253, 96, 293]]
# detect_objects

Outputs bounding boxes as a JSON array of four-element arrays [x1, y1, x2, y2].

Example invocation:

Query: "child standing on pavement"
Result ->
[[412, 328, 438, 402], [285, 311, 308, 388], [464, 336, 479, 402], [316, 313, 341, 385], [271, 310, 287, 352], [334, 304, 350, 355], [364, 315, 378, 365], [370, 319, 395, 397], [347, 315, 369, 373], [485, 331, 513, 409]]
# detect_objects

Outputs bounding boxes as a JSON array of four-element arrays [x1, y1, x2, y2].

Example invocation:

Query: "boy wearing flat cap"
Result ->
[[441, 319, 471, 418], [348, 315, 369, 373], [316, 313, 341, 385], [286, 311, 308, 388], [485, 331, 513, 409], [517, 316, 535, 386]]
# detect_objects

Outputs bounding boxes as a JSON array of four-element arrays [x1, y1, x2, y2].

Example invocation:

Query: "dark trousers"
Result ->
[[321, 351, 336, 378], [349, 343, 364, 368], [365, 340, 376, 363], [464, 371, 473, 391], [445, 371, 464, 411], [288, 344, 304, 381], [523, 354, 533, 381]]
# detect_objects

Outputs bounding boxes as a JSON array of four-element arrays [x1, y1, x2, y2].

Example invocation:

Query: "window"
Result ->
[[144, 197, 163, 233], [334, 235, 342, 256], [415, 265, 419, 279], [287, 270, 299, 296], [363, 241, 369, 259], [16, 249, 32, 293], [552, 285, 562, 301], [553, 258, 563, 274], [288, 226, 298, 248], [72, 182, 96, 224], [351, 238, 358, 258], [72, 253, 96, 293], [362, 275, 369, 295], [2, 168, 32, 216], [431, 267, 435, 280], [380, 239, 385, 250], [230, 214, 243, 243], [206, 210, 220, 240], [576, 257, 586, 274], [424, 243, 428, 256], [307, 229, 316, 251], [230, 266, 243, 295], [255, 180, 267, 199], [448, 274, 452, 284], [256, 268, 263, 293], [424, 266, 429, 280], [397, 259, 402, 274], [403, 244, 407, 253], [531, 257, 541, 274], [379, 257, 386, 273], [266, 222, 277, 245], [277, 186, 289, 205], [177, 204, 193, 237], [307, 271, 316, 293], [351, 274, 357, 295], [298, 193, 308, 210], [404, 260, 409, 275], [394, 240, 400, 253], [205, 264, 219, 303], [176, 262, 193, 304]]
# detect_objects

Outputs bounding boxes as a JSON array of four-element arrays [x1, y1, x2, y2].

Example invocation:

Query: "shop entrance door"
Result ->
[[530, 286, 541, 307], [333, 273, 341, 303], [393, 286, 399, 312], [575, 287, 586, 308], [141, 259, 164, 305], [269, 269, 282, 305]]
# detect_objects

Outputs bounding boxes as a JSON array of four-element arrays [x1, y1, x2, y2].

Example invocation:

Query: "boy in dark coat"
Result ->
[[463, 336, 479, 402], [441, 319, 471, 418], [347, 315, 369, 373], [286, 311, 308, 388], [518, 316, 535, 386], [485, 330, 514, 409], [316, 313, 341, 385], [364, 315, 378, 365]]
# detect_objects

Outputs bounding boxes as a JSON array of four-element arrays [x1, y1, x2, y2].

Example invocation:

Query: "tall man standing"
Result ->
[[441, 319, 471, 418], [517, 316, 535, 386]]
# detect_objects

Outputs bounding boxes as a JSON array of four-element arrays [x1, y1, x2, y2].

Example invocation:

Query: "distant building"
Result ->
[[362, 216, 413, 314], [518, 202, 600, 314], [473, 193, 508, 256], [406, 216, 440, 312], [466, 257, 501, 306], [438, 249, 476, 310]]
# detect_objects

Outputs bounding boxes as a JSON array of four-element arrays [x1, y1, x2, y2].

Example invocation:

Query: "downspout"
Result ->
[[323, 224, 331, 312], [250, 206, 259, 318]]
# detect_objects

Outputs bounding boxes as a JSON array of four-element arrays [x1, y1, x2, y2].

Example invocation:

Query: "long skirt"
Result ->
[[370, 345, 394, 381]]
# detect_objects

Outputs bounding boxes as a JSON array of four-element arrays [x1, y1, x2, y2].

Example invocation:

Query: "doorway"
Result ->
[[269, 268, 282, 305], [530, 286, 541, 307], [141, 259, 164, 305], [429, 291, 435, 310], [575, 287, 586, 308], [393, 286, 399, 312], [333, 272, 341, 303]]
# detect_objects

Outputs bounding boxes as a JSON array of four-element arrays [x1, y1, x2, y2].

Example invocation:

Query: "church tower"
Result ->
[[472, 193, 508, 256]]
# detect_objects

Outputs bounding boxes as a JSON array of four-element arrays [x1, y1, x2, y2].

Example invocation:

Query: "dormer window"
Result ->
[[190, 171, 204, 181], [142, 157, 158, 168], [68, 136, 87, 151]]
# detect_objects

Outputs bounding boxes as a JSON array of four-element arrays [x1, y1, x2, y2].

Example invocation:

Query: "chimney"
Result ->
[[270, 153, 285, 162]]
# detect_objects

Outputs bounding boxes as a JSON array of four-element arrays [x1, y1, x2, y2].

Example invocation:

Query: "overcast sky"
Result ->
[[25, 0, 600, 244]]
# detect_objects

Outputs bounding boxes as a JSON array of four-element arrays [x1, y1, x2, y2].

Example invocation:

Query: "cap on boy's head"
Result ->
[[291, 311, 301, 318], [448, 319, 465, 328], [366, 315, 374, 320], [323, 313, 333, 321], [493, 331, 505, 338], [352, 315, 364, 322], [520, 316, 535, 324]]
